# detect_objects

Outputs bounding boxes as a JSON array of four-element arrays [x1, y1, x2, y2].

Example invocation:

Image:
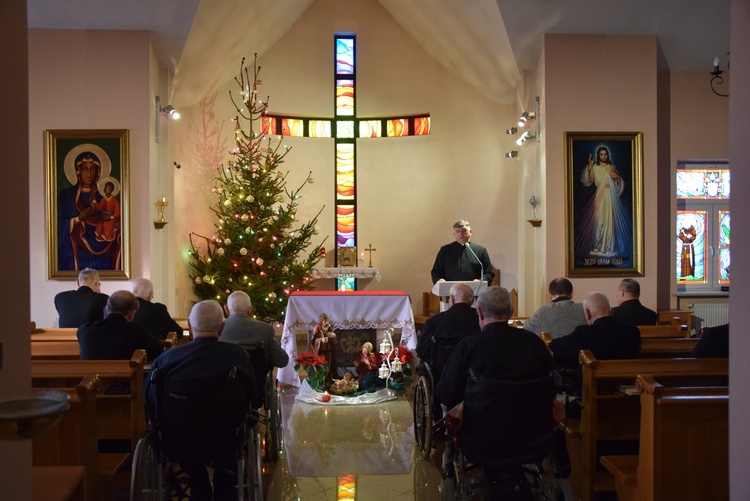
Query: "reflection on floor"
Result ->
[[265, 384, 444, 500]]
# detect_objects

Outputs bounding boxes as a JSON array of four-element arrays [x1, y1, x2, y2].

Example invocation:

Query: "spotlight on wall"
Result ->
[[160, 104, 181, 120], [710, 55, 729, 97], [505, 151, 518, 158], [515, 131, 536, 146], [517, 111, 536, 127], [505, 127, 518, 135]]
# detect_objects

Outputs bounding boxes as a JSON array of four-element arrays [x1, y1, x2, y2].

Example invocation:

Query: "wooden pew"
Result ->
[[637, 322, 689, 339], [414, 291, 440, 332], [657, 309, 693, 327], [638, 337, 699, 358], [32, 340, 81, 360], [568, 351, 728, 501], [32, 466, 86, 501], [32, 373, 133, 501], [600, 374, 728, 501], [31, 350, 148, 455], [31, 331, 177, 351]]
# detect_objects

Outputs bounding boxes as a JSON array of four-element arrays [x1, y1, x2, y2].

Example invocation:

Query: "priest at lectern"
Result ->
[[431, 219, 494, 284]]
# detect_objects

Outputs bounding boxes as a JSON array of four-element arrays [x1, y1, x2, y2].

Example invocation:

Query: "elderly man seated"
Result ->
[[145, 300, 261, 501]]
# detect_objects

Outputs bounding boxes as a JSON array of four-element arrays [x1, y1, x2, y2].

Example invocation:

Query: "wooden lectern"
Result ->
[[431, 281, 488, 312]]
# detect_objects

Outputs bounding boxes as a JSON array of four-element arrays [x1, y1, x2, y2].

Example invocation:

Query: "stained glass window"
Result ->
[[675, 162, 729, 289]]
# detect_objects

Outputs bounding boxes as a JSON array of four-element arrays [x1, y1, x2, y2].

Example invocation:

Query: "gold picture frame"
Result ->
[[337, 247, 357, 267], [45, 129, 130, 279], [565, 131, 643, 277]]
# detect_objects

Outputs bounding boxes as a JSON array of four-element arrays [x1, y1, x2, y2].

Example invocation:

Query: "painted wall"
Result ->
[[541, 34, 664, 310], [729, 0, 750, 495], [171, 0, 520, 317], [0, 0, 32, 496], [27, 29, 163, 327]]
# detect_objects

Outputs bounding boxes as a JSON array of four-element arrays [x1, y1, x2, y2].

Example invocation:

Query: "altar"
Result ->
[[278, 290, 417, 387]]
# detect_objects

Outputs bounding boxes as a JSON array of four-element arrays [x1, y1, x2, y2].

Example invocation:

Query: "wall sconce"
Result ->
[[710, 55, 729, 97], [154, 195, 169, 229], [505, 127, 518, 135], [160, 104, 181, 119], [528, 195, 542, 227], [505, 150, 518, 158]]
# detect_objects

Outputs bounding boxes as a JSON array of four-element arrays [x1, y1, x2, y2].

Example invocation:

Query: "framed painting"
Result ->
[[565, 131, 643, 277], [45, 129, 130, 279]]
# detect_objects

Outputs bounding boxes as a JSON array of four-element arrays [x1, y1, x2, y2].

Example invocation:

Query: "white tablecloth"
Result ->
[[278, 291, 416, 386]]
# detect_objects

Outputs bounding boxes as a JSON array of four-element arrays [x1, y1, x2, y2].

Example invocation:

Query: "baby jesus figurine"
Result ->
[[330, 372, 359, 394]]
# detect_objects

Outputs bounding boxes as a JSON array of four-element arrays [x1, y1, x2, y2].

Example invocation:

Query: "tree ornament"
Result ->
[[203, 275, 211, 283], [282, 266, 289, 273], [269, 292, 277, 299], [246, 195, 254, 203], [195, 277, 203, 284], [256, 258, 264, 266], [240, 247, 248, 255], [223, 199, 231, 206], [217, 248, 225, 256], [224, 238, 232, 245], [241, 214, 249, 222]]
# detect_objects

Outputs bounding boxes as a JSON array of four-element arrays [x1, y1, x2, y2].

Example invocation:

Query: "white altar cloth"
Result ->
[[278, 290, 416, 387]]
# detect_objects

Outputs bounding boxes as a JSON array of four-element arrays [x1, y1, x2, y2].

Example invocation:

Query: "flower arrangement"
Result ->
[[294, 351, 329, 390]]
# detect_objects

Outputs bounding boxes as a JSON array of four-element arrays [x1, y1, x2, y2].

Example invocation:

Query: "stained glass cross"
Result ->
[[263, 35, 430, 290]]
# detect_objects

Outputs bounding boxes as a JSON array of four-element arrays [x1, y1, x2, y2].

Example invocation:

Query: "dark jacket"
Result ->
[[549, 316, 642, 366], [611, 298, 657, 326], [416, 302, 480, 363], [436, 322, 553, 409], [77, 313, 164, 361], [691, 323, 729, 358], [132, 297, 184, 339], [54, 286, 109, 328]]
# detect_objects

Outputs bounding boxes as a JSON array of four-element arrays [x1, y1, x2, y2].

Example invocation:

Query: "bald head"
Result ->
[[188, 300, 225, 338], [583, 292, 612, 324], [107, 290, 140, 320], [131, 278, 154, 301], [226, 291, 252, 315], [450, 283, 475, 305]]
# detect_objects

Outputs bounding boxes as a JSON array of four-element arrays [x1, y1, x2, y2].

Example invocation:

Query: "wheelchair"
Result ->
[[246, 344, 283, 463], [413, 336, 460, 458], [440, 371, 574, 500], [130, 367, 266, 501]]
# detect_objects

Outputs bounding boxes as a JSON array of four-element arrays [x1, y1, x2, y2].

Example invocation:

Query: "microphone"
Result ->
[[464, 242, 484, 284]]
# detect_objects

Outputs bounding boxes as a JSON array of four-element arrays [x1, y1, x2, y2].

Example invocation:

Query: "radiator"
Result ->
[[691, 303, 729, 328]]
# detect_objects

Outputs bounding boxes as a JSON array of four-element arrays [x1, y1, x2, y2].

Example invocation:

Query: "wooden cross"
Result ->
[[263, 35, 430, 289], [364, 243, 377, 268]]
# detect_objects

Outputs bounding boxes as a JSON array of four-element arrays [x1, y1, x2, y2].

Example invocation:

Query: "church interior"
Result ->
[[3, 0, 750, 498]]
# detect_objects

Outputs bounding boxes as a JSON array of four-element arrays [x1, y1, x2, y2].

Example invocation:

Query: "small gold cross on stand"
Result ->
[[364, 243, 377, 267]]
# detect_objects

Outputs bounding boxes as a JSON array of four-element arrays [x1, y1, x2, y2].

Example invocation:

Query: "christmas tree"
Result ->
[[188, 55, 325, 323]]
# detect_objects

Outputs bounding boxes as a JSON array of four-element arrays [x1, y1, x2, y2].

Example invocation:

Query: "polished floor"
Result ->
[[264, 383, 445, 500]]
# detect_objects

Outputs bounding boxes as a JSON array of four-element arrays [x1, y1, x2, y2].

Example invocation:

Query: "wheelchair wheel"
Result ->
[[440, 476, 456, 501], [130, 432, 166, 501], [413, 375, 434, 458], [264, 375, 282, 462], [240, 424, 264, 501]]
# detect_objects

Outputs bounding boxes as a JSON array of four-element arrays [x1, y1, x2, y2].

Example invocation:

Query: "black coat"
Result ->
[[132, 297, 184, 339], [54, 286, 109, 328], [416, 302, 480, 363], [77, 313, 164, 361], [611, 299, 657, 326], [549, 316, 642, 366], [431, 241, 494, 284]]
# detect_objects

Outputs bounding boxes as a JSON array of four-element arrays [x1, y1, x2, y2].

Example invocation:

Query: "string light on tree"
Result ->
[[188, 54, 326, 322]]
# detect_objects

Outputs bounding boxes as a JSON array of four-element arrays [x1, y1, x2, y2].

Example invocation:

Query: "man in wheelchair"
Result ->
[[436, 286, 556, 499], [145, 299, 262, 501]]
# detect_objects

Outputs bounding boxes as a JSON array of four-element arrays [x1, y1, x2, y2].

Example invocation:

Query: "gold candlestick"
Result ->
[[154, 196, 169, 229]]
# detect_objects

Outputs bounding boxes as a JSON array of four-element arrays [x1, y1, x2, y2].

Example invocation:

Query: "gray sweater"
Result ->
[[524, 298, 587, 339]]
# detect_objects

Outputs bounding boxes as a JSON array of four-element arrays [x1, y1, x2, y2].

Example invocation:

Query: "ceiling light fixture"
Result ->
[[505, 127, 518, 135]]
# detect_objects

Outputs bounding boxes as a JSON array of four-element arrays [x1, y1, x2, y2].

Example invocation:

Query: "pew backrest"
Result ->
[[635, 374, 728, 500], [31, 349, 148, 452], [574, 350, 728, 501]]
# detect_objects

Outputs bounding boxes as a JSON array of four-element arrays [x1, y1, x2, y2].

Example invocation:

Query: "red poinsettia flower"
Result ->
[[295, 351, 327, 367]]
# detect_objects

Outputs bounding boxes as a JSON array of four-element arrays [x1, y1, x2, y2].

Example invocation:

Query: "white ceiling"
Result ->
[[27, 0, 730, 105]]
